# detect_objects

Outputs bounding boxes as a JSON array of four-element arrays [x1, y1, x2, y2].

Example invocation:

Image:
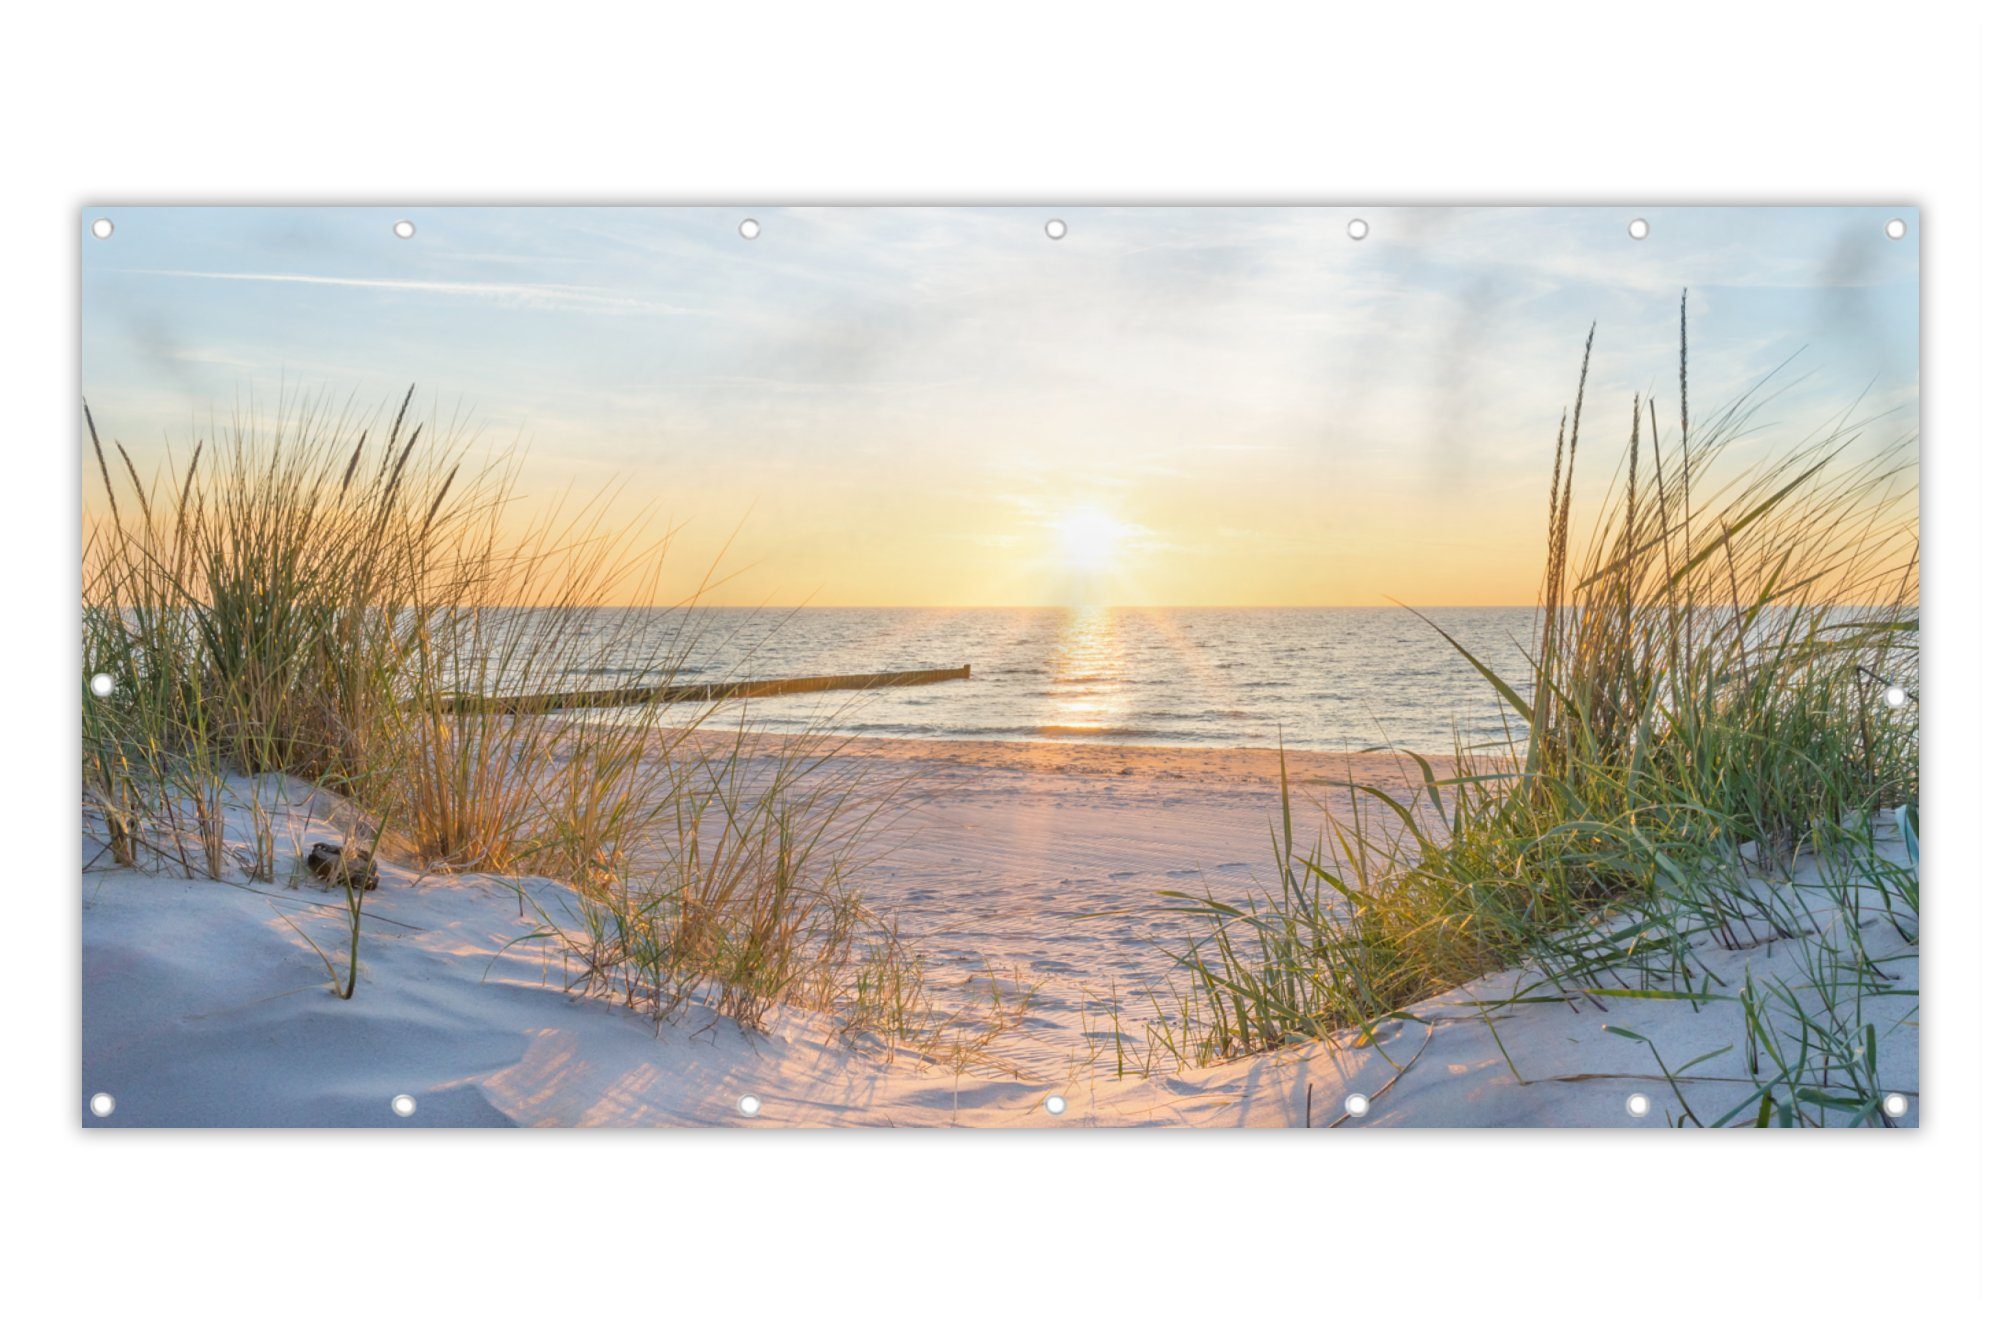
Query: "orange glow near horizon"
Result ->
[[511, 471, 1564, 610]]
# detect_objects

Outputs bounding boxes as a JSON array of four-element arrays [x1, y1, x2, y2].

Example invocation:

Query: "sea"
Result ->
[[559, 605, 1540, 755]]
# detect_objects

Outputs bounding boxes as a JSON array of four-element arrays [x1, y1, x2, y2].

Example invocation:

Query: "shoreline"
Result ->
[[681, 726, 1466, 787]]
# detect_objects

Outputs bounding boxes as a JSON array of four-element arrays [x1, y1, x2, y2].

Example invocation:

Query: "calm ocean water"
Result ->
[[565, 606, 1539, 754]]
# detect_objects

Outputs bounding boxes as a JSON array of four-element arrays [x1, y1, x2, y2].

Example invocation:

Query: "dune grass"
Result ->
[[1158, 298, 1918, 1123], [81, 390, 920, 1035], [525, 724, 912, 1033]]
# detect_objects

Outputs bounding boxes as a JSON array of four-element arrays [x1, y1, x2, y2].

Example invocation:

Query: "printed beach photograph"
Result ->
[[80, 206, 1919, 1128]]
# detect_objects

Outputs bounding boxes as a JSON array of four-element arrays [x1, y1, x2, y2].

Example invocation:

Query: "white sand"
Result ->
[[81, 742, 1917, 1128]]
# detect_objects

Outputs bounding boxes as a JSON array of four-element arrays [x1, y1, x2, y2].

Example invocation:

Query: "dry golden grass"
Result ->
[[82, 389, 922, 1034]]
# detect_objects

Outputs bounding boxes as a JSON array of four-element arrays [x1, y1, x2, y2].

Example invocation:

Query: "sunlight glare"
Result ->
[[1054, 506, 1127, 573]]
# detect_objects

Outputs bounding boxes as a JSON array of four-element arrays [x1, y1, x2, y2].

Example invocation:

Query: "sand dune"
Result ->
[[81, 739, 1916, 1128]]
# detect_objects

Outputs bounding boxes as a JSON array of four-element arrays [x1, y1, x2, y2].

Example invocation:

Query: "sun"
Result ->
[[1053, 505, 1127, 573]]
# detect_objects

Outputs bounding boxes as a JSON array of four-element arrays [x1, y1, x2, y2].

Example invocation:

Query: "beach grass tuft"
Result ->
[[82, 390, 920, 1035], [1160, 297, 1918, 1123]]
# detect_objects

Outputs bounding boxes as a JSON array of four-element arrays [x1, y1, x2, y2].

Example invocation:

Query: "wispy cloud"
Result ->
[[84, 206, 1918, 606], [119, 268, 702, 317]]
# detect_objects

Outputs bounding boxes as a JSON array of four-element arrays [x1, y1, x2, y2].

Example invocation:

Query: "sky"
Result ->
[[80, 206, 1919, 606]]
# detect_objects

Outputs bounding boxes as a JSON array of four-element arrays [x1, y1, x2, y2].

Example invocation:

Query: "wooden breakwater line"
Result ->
[[436, 664, 972, 715]]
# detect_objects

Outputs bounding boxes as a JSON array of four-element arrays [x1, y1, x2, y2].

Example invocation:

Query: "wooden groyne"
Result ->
[[436, 664, 972, 715]]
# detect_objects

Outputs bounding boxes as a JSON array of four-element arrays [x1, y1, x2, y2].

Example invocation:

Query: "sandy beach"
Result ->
[[82, 735, 1917, 1127], [744, 734, 1453, 1081]]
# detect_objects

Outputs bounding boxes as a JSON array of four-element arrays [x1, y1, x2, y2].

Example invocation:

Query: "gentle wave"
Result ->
[[531, 606, 1541, 752]]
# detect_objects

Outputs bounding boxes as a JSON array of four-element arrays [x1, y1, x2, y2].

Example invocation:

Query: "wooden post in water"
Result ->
[[435, 664, 972, 715]]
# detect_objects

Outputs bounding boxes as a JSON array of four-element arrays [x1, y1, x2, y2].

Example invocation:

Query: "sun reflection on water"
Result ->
[[1040, 606, 1127, 737]]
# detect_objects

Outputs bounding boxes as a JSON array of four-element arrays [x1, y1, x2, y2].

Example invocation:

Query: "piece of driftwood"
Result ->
[[307, 841, 380, 893]]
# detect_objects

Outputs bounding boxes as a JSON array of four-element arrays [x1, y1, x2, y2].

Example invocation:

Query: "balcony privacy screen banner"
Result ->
[[81, 207, 1919, 1129]]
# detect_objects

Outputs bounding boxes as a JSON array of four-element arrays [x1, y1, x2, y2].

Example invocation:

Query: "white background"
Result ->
[[6, 2, 1990, 1326]]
